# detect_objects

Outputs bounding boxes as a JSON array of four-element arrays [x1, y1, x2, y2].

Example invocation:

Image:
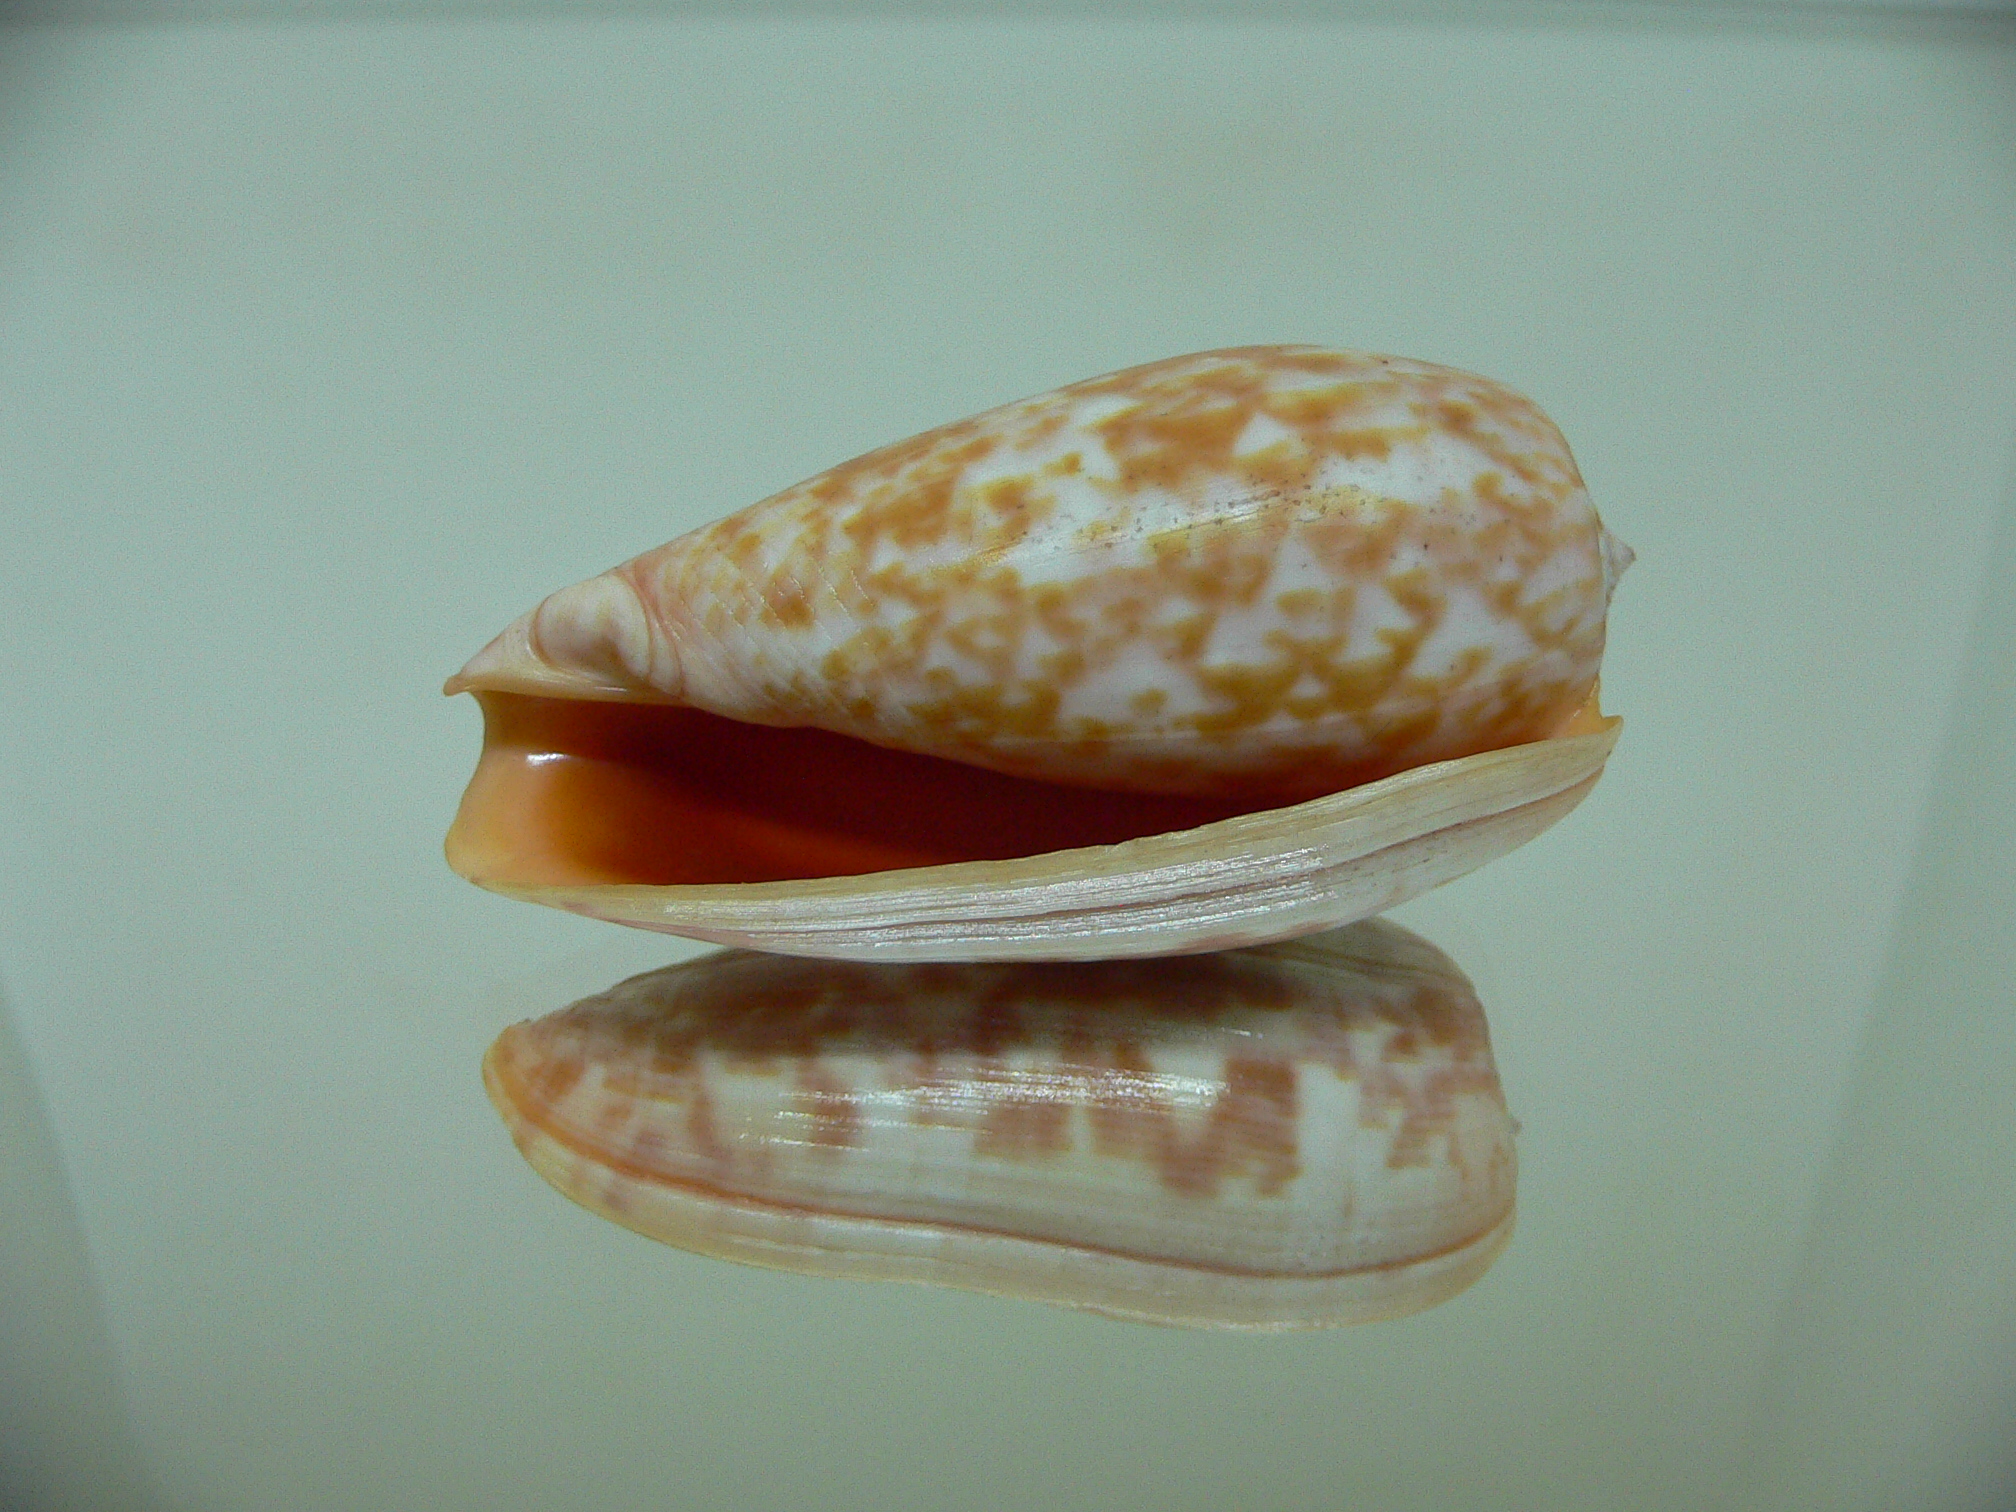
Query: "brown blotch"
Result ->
[[792, 1066, 862, 1151], [760, 572, 816, 629], [1153, 1057, 1302, 1198], [975, 1084, 1073, 1159]]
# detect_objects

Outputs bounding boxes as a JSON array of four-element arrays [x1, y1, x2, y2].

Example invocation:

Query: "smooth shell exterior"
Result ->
[[483, 918, 1517, 1330], [445, 346, 1629, 960], [452, 346, 1628, 803]]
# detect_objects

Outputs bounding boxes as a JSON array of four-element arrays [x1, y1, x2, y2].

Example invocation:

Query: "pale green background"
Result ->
[[2, 6, 2013, 1510]]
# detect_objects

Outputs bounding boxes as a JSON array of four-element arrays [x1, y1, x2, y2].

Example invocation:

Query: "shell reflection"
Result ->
[[484, 918, 1515, 1329]]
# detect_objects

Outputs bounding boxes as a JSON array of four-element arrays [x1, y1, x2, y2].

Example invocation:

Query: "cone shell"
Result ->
[[446, 346, 1628, 960], [483, 918, 1518, 1329]]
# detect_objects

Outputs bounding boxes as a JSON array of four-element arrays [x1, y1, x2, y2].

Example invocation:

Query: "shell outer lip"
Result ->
[[463, 714, 1621, 963]]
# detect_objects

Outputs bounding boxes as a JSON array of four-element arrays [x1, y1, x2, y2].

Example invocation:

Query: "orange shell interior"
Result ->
[[445, 693, 1258, 889], [445, 688, 1610, 892]]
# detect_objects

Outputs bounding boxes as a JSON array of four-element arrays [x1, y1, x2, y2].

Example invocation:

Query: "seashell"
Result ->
[[482, 918, 1518, 1330], [447, 346, 1628, 961]]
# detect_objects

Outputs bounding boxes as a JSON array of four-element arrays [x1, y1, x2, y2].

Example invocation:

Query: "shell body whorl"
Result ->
[[453, 346, 1624, 802]]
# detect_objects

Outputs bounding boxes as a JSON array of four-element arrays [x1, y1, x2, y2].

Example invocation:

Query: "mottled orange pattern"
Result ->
[[482, 920, 1515, 1277], [460, 346, 1624, 802]]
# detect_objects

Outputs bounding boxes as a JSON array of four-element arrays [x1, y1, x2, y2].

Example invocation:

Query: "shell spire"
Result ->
[[447, 571, 683, 704]]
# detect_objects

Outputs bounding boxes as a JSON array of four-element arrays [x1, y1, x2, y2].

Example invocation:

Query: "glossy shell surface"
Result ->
[[454, 345, 1627, 801], [446, 346, 1628, 960], [483, 919, 1518, 1329]]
